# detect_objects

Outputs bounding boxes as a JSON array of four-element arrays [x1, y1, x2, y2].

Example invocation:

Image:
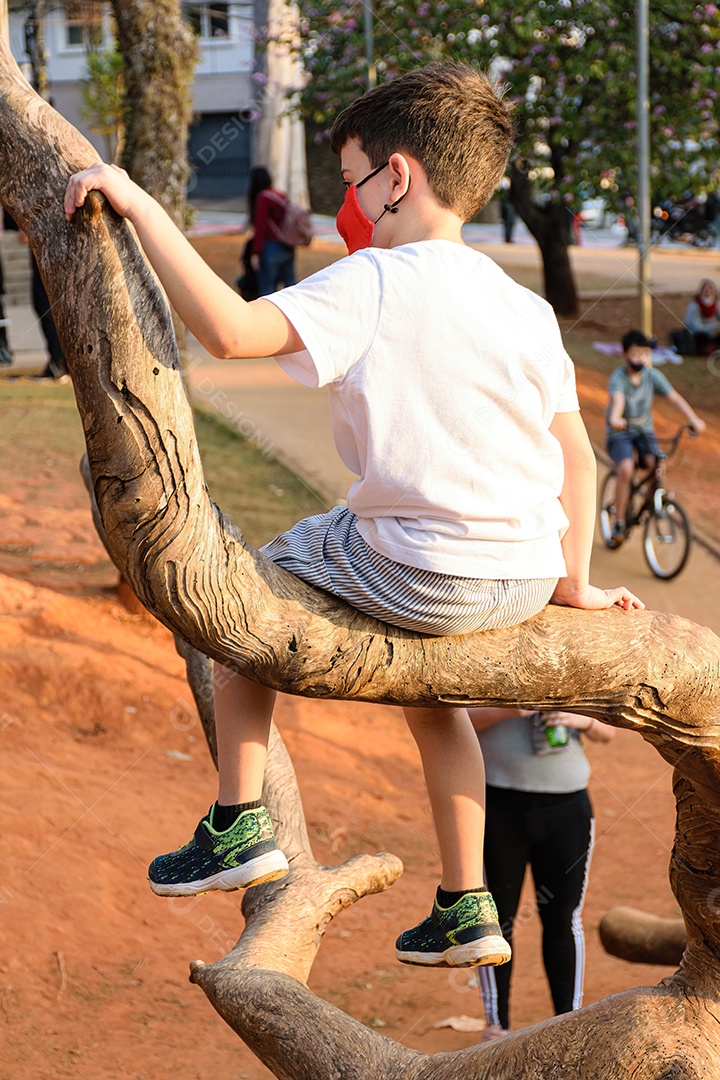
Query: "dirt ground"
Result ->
[[1, 245, 719, 1079]]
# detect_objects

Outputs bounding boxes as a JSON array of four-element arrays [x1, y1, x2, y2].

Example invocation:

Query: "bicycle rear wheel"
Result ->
[[643, 498, 691, 579], [599, 472, 621, 548]]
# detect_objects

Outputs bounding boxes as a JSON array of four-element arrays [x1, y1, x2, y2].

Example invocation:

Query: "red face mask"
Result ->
[[336, 161, 410, 254]]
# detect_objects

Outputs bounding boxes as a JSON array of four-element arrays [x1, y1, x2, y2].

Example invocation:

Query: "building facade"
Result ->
[[6, 2, 258, 198]]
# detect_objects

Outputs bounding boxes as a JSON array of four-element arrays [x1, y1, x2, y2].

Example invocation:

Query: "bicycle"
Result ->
[[599, 425, 697, 580]]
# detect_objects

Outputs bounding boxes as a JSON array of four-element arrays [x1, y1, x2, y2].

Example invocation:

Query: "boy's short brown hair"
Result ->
[[330, 62, 514, 222]]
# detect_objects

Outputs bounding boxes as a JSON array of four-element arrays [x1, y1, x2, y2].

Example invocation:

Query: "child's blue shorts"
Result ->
[[607, 429, 661, 467]]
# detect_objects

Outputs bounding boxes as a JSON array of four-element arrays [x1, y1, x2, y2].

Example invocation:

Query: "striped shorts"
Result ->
[[260, 506, 557, 636]]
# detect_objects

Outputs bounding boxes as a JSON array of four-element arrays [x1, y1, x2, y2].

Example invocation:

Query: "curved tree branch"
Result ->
[[600, 906, 687, 967], [3, 41, 720, 1077]]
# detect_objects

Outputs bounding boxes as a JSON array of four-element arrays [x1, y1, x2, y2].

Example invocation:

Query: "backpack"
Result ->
[[274, 199, 314, 248]]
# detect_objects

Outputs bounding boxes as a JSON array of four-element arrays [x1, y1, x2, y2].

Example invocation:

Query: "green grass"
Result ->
[[0, 379, 327, 548], [192, 407, 327, 547]]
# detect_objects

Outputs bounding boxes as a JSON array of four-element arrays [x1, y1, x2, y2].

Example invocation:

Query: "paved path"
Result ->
[[3, 226, 718, 637]]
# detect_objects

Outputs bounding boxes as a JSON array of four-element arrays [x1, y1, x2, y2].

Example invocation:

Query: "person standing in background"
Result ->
[[30, 250, 69, 379], [469, 706, 614, 1042], [3, 210, 67, 379], [247, 165, 296, 296], [0, 209, 15, 366], [0, 253, 13, 366], [499, 192, 516, 244], [17, 229, 69, 380]]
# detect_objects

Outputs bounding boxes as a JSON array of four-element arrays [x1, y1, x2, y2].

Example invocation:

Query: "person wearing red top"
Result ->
[[247, 166, 296, 296], [684, 278, 720, 355]]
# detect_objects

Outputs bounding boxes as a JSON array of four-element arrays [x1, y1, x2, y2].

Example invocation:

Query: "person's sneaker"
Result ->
[[395, 890, 512, 968], [148, 804, 289, 897], [0, 344, 12, 366]]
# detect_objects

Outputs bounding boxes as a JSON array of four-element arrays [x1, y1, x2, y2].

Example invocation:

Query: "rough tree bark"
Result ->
[[2, 43, 720, 1078], [110, 0, 197, 229], [599, 907, 687, 968], [510, 162, 579, 317], [79, 453, 219, 765]]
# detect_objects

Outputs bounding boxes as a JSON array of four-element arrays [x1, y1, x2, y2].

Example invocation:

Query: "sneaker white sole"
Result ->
[[149, 850, 289, 897], [396, 935, 512, 969]]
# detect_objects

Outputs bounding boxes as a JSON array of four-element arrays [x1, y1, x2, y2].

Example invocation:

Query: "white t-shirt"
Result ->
[[266, 241, 579, 578]]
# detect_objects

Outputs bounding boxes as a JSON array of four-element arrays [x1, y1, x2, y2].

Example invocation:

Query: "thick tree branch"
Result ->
[[3, 39, 720, 1077], [600, 907, 687, 967]]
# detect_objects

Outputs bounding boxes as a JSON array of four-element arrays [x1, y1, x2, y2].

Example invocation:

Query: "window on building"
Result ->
[[64, 1, 104, 49], [209, 4, 230, 37], [182, 3, 230, 39], [66, 22, 84, 46]]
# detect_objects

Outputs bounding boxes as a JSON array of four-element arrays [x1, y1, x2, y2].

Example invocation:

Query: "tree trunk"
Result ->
[[510, 164, 579, 317], [26, 0, 49, 101], [110, 0, 197, 378], [110, 0, 197, 229], [2, 42, 720, 1077], [79, 453, 219, 764]]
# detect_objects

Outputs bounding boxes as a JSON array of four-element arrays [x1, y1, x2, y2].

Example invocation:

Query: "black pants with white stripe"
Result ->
[[479, 786, 595, 1030]]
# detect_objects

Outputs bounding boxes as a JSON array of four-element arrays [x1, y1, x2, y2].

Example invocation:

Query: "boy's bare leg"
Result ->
[[395, 705, 509, 966], [614, 457, 635, 523], [147, 664, 286, 895], [214, 662, 276, 805], [402, 705, 486, 890]]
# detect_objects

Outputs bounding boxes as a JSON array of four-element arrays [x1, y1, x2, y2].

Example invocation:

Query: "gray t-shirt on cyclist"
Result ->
[[605, 366, 673, 438]]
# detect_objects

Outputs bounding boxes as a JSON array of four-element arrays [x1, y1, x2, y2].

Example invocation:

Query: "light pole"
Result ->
[[364, 0, 376, 89], [636, 0, 652, 336]]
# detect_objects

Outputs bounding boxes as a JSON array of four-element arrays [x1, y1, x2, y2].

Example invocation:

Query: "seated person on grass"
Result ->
[[684, 279, 720, 356], [605, 330, 705, 542]]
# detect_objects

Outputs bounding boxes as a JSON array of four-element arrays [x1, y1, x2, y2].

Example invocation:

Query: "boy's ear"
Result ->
[[387, 152, 413, 197]]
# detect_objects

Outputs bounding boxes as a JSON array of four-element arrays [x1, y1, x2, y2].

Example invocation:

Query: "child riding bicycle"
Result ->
[[605, 330, 706, 543]]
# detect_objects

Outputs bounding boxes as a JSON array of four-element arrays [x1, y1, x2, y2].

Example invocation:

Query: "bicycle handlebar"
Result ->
[[654, 423, 697, 460]]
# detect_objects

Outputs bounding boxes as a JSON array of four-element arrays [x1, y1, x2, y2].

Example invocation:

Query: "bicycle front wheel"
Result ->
[[599, 472, 621, 548], [643, 498, 691, 579]]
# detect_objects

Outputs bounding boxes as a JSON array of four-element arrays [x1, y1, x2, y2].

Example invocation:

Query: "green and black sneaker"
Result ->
[[395, 889, 512, 968], [148, 804, 289, 897]]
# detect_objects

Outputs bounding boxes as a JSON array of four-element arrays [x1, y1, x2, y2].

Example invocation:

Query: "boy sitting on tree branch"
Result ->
[[65, 62, 641, 970]]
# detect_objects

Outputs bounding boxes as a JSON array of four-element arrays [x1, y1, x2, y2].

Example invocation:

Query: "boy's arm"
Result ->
[[607, 390, 627, 430], [549, 411, 643, 611], [64, 163, 303, 360], [550, 711, 615, 742], [665, 389, 706, 432]]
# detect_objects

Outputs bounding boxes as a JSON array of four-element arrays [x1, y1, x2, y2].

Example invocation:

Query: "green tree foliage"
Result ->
[[297, 0, 720, 311], [299, 0, 719, 196], [79, 47, 124, 162]]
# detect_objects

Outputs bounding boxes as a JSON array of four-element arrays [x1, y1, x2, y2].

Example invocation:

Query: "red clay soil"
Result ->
[[2, 268, 719, 1077]]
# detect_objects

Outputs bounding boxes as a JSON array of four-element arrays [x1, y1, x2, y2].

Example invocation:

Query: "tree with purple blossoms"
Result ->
[[297, 0, 720, 314]]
